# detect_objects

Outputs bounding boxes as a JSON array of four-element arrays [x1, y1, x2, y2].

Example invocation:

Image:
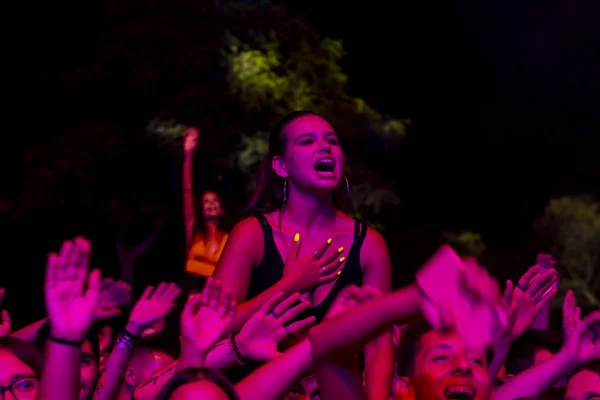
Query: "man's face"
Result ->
[[410, 330, 492, 400], [79, 340, 99, 400]]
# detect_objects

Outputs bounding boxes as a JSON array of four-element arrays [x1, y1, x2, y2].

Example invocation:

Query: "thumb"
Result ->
[[286, 233, 301, 262]]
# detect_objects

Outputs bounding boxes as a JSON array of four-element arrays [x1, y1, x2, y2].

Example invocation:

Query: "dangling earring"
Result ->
[[344, 176, 350, 194], [283, 178, 287, 203]]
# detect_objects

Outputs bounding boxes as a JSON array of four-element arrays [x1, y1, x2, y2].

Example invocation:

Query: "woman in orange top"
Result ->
[[182, 127, 229, 278]]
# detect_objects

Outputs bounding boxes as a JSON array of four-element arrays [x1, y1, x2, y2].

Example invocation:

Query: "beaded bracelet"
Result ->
[[228, 334, 248, 366]]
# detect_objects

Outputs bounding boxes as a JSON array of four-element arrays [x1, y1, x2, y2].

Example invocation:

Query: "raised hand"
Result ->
[[45, 237, 101, 341], [281, 234, 346, 293], [93, 278, 132, 321], [0, 288, 11, 337], [498, 267, 558, 340], [180, 278, 236, 354], [236, 292, 316, 361], [183, 127, 199, 155], [417, 247, 506, 351], [561, 290, 600, 364], [126, 282, 181, 336]]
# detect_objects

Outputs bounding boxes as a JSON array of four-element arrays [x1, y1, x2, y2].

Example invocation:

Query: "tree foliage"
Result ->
[[534, 196, 600, 307]]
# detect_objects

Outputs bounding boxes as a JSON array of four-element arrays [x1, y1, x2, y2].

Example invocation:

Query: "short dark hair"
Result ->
[[505, 329, 562, 376], [395, 320, 494, 377], [35, 321, 100, 359], [156, 367, 240, 400], [0, 337, 44, 375]]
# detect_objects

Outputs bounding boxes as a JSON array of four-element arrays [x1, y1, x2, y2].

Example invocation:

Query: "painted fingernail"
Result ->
[[327, 238, 332, 244], [337, 271, 342, 276], [337, 247, 344, 253], [294, 233, 300, 242], [339, 257, 346, 263]]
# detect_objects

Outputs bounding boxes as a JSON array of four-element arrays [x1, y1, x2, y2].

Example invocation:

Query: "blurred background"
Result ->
[[1, 0, 599, 328]]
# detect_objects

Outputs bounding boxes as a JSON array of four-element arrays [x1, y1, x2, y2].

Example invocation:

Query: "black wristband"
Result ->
[[49, 336, 84, 347]]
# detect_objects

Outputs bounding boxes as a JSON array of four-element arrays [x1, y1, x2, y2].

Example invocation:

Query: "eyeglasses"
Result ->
[[0, 376, 39, 400]]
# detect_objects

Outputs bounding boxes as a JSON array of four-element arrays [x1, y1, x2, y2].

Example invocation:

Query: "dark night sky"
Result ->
[[5, 0, 600, 245], [287, 0, 600, 239]]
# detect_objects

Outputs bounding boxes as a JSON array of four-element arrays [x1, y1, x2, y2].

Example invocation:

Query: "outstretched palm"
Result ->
[[237, 292, 316, 361], [562, 290, 600, 363], [127, 282, 181, 336], [45, 237, 101, 340], [181, 278, 236, 353]]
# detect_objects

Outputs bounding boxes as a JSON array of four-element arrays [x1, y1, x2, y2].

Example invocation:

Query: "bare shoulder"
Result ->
[[363, 226, 388, 253], [230, 215, 263, 237]]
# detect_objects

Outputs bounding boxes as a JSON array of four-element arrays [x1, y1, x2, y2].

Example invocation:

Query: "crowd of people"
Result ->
[[0, 111, 598, 400]]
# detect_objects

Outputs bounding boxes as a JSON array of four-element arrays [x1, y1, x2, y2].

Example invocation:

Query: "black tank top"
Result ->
[[225, 214, 367, 383], [247, 213, 367, 322]]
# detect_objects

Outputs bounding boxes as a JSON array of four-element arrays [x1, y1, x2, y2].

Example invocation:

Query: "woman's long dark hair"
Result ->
[[156, 367, 240, 400], [247, 110, 350, 215]]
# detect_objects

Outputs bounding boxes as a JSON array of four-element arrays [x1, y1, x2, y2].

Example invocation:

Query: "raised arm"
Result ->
[[182, 128, 199, 247]]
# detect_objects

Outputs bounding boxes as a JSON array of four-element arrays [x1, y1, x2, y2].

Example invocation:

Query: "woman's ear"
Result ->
[[272, 155, 288, 179]]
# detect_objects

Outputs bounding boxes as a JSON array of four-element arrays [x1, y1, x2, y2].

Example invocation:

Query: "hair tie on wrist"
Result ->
[[49, 337, 84, 347]]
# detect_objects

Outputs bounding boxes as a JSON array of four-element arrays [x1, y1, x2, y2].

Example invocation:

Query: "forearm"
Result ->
[[364, 332, 394, 400], [236, 339, 312, 400], [488, 337, 512, 382], [204, 339, 237, 370], [133, 361, 178, 400], [227, 279, 296, 334], [38, 341, 81, 400], [310, 284, 422, 359], [182, 155, 195, 245], [493, 350, 578, 400]]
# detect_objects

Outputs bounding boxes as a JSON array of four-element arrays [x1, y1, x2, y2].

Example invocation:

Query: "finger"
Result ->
[[582, 310, 600, 327], [141, 286, 154, 300], [531, 275, 558, 304], [535, 284, 558, 311], [85, 269, 103, 308], [166, 284, 182, 303], [45, 253, 59, 290], [224, 302, 237, 326], [2, 309, 11, 330], [282, 316, 316, 338], [153, 282, 169, 298], [278, 300, 311, 325], [316, 244, 345, 268], [526, 269, 555, 294], [72, 238, 91, 285], [309, 237, 335, 261], [286, 233, 302, 262], [259, 292, 285, 315], [320, 255, 347, 277], [59, 240, 75, 280], [183, 293, 204, 318], [218, 288, 233, 317], [518, 265, 541, 287], [502, 280, 514, 310], [272, 293, 302, 317], [208, 281, 222, 310], [202, 278, 216, 305]]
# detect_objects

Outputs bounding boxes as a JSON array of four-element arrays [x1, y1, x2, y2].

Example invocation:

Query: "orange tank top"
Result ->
[[185, 233, 229, 277]]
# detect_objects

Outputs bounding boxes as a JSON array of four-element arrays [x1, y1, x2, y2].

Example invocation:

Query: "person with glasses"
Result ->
[[0, 337, 42, 400]]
